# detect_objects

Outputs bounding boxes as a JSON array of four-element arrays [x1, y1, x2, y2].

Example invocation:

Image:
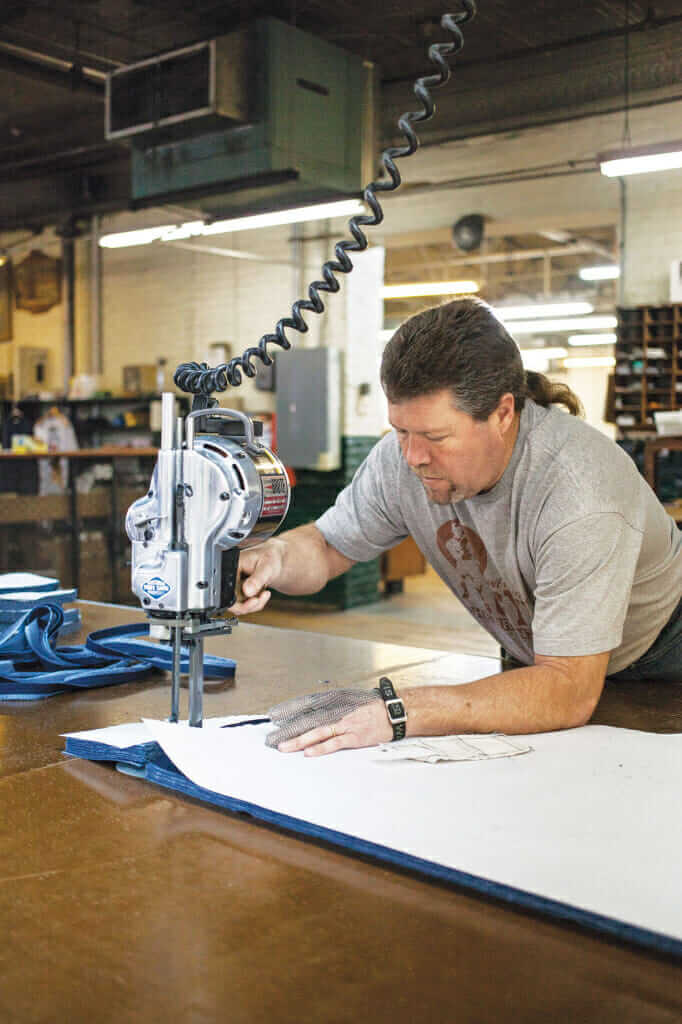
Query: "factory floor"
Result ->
[[246, 566, 500, 657]]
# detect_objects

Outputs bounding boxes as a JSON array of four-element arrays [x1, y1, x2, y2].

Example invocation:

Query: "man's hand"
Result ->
[[229, 524, 357, 616], [229, 539, 286, 615], [278, 700, 393, 757], [278, 701, 392, 757], [266, 687, 392, 756]]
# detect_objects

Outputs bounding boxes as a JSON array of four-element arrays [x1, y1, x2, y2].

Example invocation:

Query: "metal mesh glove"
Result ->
[[265, 687, 382, 748]]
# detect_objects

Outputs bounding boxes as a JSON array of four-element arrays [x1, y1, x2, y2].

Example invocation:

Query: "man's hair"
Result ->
[[380, 297, 583, 419]]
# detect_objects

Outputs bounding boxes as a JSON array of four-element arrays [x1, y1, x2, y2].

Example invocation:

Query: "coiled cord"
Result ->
[[174, 2, 477, 397]]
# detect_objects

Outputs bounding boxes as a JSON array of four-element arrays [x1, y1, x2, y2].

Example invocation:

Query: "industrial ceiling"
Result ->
[[0, 0, 679, 306]]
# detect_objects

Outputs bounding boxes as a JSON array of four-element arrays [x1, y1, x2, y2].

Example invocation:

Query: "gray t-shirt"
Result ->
[[316, 400, 682, 674]]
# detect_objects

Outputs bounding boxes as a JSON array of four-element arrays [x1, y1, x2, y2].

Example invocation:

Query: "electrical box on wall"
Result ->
[[122, 364, 157, 394], [276, 348, 342, 470], [111, 18, 376, 214], [18, 347, 50, 398], [255, 354, 276, 392]]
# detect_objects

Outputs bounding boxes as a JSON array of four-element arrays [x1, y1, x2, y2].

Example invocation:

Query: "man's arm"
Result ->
[[277, 650, 611, 757], [402, 650, 610, 734], [230, 523, 355, 615]]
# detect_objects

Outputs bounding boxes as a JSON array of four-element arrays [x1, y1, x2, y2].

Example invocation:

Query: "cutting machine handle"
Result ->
[[184, 406, 256, 449]]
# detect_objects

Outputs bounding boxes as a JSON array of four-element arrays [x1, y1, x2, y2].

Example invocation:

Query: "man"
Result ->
[[232, 298, 682, 756]]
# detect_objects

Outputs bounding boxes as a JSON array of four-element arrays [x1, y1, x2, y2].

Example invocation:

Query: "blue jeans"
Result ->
[[608, 595, 682, 684]]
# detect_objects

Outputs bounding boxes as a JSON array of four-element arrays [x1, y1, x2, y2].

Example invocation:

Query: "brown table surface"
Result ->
[[1, 603, 680, 1023]]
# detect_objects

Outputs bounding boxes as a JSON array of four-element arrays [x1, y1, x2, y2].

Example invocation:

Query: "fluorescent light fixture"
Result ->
[[579, 265, 620, 281], [99, 199, 366, 249], [201, 199, 365, 236], [382, 280, 480, 299], [520, 346, 568, 360], [159, 221, 206, 241], [600, 142, 682, 177], [100, 225, 177, 248], [508, 315, 617, 334], [519, 353, 548, 372], [567, 333, 616, 346], [496, 301, 593, 320], [519, 347, 568, 373], [562, 356, 616, 368]]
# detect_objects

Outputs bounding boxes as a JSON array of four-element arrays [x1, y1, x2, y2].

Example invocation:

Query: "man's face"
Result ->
[[388, 388, 518, 505]]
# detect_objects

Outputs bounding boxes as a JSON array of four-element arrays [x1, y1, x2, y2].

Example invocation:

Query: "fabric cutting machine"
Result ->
[[125, 393, 290, 726]]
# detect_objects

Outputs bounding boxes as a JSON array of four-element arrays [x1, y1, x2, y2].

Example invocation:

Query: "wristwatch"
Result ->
[[378, 676, 407, 741]]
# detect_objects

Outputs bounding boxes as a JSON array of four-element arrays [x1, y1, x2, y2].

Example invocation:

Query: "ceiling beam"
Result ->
[[0, 41, 105, 94]]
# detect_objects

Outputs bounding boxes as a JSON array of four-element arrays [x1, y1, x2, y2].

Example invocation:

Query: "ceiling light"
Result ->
[[567, 333, 616, 346], [382, 280, 480, 299], [519, 347, 568, 373], [159, 221, 206, 241], [508, 315, 617, 334], [99, 225, 177, 248], [578, 265, 620, 281], [519, 347, 568, 360], [99, 199, 366, 249], [562, 356, 616, 368], [495, 301, 593, 320], [201, 199, 365, 235], [600, 142, 682, 177]]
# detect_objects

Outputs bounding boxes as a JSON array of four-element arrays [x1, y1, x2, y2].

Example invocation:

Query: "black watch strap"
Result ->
[[378, 676, 407, 741]]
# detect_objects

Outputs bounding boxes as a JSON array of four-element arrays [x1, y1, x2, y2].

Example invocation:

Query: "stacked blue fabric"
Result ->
[[0, 573, 236, 700], [0, 573, 81, 635]]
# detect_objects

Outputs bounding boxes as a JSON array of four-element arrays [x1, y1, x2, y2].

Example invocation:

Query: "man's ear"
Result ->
[[492, 392, 516, 436]]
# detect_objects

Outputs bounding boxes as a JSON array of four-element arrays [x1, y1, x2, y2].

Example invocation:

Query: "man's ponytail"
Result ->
[[524, 370, 583, 416]]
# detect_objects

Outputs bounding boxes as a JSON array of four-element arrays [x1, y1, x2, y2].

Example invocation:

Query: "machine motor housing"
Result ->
[[126, 422, 289, 616]]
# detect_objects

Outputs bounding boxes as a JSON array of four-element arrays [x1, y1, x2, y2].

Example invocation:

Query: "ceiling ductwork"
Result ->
[[106, 18, 376, 219]]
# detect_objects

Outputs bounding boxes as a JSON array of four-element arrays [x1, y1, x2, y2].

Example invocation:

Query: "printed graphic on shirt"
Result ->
[[436, 520, 533, 652]]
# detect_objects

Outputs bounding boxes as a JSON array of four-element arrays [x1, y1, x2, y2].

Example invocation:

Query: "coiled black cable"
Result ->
[[175, 2, 477, 398]]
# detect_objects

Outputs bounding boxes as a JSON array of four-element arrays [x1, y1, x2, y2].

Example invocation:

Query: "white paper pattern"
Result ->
[[68, 719, 682, 943], [375, 733, 532, 763]]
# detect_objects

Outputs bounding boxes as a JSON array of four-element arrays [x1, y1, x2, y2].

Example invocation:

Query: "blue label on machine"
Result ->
[[142, 577, 171, 600]]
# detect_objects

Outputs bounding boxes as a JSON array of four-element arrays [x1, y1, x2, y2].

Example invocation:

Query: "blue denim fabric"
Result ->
[[607, 595, 682, 684]]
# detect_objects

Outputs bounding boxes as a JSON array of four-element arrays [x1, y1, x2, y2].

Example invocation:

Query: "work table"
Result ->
[[1, 603, 680, 1022]]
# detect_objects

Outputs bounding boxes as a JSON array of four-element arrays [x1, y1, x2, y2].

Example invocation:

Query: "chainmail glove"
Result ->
[[265, 687, 382, 748]]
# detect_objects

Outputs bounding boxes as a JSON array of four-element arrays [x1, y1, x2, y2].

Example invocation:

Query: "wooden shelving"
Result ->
[[615, 304, 682, 430]]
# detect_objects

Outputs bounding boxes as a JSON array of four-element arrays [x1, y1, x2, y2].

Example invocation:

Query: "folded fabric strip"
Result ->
[[0, 603, 236, 701], [0, 572, 81, 635], [0, 605, 80, 626]]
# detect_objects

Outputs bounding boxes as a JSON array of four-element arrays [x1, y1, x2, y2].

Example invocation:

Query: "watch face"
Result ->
[[388, 701, 405, 722]]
